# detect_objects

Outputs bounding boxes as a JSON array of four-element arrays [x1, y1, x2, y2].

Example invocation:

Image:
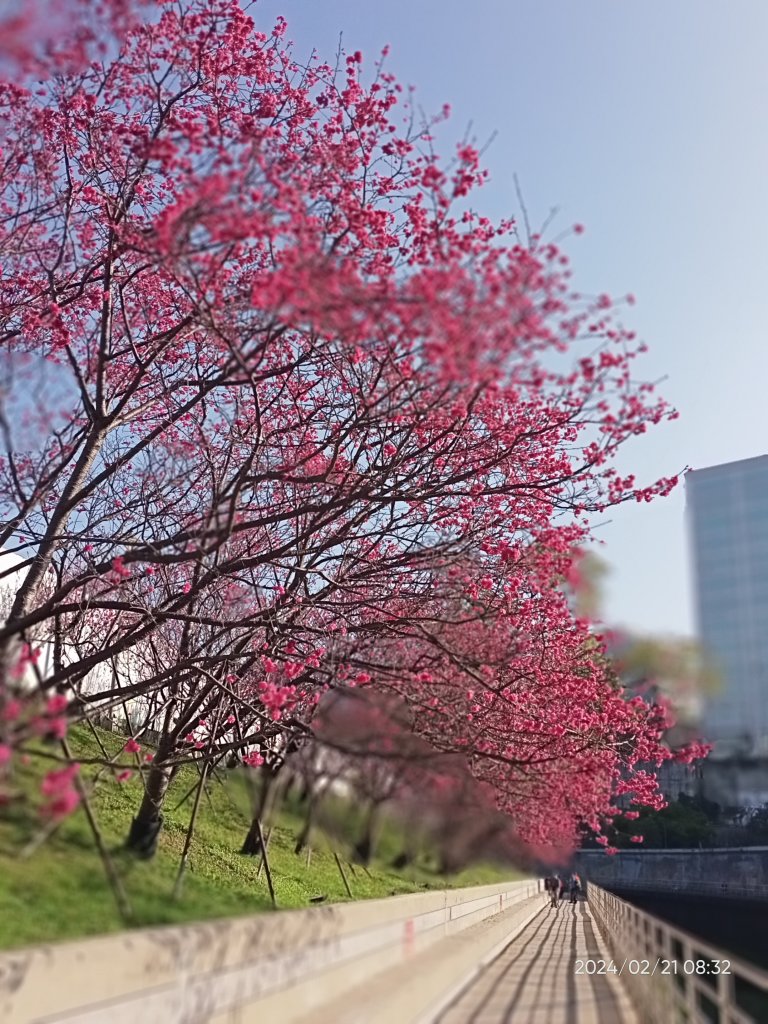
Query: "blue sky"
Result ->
[[253, 0, 768, 638]]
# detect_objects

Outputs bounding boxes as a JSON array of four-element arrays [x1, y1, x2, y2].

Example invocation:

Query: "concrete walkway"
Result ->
[[432, 900, 638, 1024], [301, 896, 637, 1024]]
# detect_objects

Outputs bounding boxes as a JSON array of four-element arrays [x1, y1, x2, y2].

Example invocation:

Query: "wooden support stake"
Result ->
[[334, 849, 353, 898], [172, 761, 208, 901], [256, 826, 272, 879], [256, 819, 277, 908], [61, 739, 133, 922]]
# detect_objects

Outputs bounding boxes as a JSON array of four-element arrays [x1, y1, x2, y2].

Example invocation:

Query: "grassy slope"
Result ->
[[0, 725, 520, 949]]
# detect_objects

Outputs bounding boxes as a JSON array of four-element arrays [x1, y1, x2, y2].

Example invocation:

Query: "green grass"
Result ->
[[0, 725, 521, 949]]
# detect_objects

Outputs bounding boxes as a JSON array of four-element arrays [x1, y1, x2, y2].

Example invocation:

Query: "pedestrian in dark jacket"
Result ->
[[569, 873, 582, 903]]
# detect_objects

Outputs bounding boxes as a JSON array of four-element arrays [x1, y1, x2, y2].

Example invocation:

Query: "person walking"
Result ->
[[545, 875, 559, 907], [569, 872, 582, 904], [558, 875, 567, 903]]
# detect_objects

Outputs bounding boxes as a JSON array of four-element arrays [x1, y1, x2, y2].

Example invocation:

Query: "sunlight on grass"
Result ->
[[0, 724, 522, 949]]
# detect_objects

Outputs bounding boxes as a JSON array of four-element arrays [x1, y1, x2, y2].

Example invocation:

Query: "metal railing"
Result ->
[[587, 883, 768, 1024]]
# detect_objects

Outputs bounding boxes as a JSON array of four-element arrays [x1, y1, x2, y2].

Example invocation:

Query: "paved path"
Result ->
[[302, 894, 637, 1024], [431, 899, 637, 1024]]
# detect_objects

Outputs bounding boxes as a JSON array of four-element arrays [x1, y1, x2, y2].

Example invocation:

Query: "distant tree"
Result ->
[[568, 547, 611, 620], [744, 805, 768, 845], [610, 798, 716, 849], [607, 631, 720, 729], [678, 791, 720, 822]]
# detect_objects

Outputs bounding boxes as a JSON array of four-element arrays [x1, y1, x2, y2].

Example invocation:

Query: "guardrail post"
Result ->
[[585, 882, 768, 1024]]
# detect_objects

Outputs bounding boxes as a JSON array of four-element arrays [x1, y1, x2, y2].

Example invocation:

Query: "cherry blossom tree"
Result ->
[[0, 0, 702, 866]]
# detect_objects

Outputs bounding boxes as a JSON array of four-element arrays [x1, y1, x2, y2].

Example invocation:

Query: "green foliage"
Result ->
[[745, 805, 768, 844], [678, 792, 720, 822], [0, 725, 518, 949], [612, 633, 721, 722], [611, 797, 717, 849], [572, 549, 611, 619]]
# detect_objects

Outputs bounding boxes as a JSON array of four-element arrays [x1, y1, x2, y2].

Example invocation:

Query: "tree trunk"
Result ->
[[241, 765, 280, 855], [353, 802, 382, 866], [294, 806, 314, 855], [126, 743, 174, 859], [294, 781, 325, 855], [392, 810, 420, 869], [241, 815, 263, 856]]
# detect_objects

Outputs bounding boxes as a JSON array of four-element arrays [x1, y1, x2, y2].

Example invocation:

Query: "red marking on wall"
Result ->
[[404, 918, 415, 956]]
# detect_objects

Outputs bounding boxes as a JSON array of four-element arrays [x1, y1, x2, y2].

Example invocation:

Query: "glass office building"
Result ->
[[687, 455, 768, 750]]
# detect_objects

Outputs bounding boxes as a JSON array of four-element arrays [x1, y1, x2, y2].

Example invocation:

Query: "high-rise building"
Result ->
[[687, 455, 768, 752]]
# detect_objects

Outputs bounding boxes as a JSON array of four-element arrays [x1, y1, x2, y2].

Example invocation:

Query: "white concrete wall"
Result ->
[[0, 879, 541, 1024]]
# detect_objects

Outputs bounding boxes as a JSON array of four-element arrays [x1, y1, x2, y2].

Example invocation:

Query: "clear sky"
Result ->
[[253, 0, 768, 639]]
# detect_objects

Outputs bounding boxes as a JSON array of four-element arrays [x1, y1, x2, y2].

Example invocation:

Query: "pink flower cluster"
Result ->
[[258, 680, 297, 721], [40, 764, 80, 819], [111, 555, 131, 580]]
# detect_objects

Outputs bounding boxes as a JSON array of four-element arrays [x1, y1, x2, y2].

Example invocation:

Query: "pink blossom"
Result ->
[[0, 0, 692, 859], [46, 717, 68, 739], [43, 789, 80, 819], [41, 764, 79, 797], [1, 699, 22, 722], [123, 738, 141, 754], [0, 745, 11, 765], [111, 555, 131, 579]]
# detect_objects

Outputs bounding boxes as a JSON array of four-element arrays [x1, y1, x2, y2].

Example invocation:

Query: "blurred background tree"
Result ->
[[570, 546, 720, 739]]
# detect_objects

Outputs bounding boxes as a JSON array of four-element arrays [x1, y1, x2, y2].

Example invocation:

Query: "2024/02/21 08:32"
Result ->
[[574, 958, 732, 976]]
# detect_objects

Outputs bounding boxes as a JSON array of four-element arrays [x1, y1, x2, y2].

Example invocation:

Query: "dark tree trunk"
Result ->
[[241, 765, 281, 855], [294, 781, 325, 855], [392, 810, 420, 870], [294, 805, 314, 855], [353, 802, 382, 866], [391, 850, 412, 870], [241, 816, 263, 856], [126, 742, 174, 859]]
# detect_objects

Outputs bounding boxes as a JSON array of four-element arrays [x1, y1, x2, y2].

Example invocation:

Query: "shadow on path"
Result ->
[[433, 898, 630, 1024]]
